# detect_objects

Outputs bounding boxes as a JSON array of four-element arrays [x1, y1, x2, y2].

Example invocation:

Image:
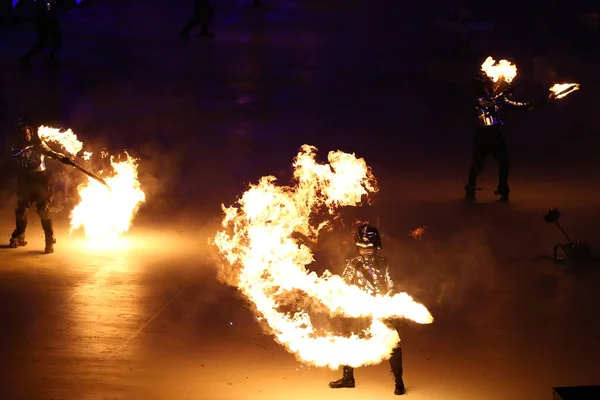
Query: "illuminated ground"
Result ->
[[1, 0, 600, 399]]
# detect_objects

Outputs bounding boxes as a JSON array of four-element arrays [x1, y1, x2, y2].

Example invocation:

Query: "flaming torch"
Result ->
[[213, 145, 433, 369], [36, 126, 146, 244], [549, 83, 580, 99], [481, 56, 517, 83]]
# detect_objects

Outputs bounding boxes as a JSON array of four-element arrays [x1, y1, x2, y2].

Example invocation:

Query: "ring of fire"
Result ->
[[214, 145, 433, 369]]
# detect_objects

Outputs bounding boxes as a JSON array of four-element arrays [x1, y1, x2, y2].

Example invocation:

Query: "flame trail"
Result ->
[[549, 83, 580, 99], [213, 145, 433, 369], [36, 126, 146, 243], [481, 56, 517, 83]]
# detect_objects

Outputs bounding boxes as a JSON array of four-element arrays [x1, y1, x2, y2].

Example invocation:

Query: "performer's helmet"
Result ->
[[354, 224, 382, 250], [15, 117, 34, 140]]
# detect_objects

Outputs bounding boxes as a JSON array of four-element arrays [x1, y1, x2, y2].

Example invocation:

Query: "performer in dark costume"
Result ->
[[19, 0, 62, 69], [329, 224, 405, 395], [9, 117, 72, 254], [464, 72, 533, 203], [179, 0, 215, 39]]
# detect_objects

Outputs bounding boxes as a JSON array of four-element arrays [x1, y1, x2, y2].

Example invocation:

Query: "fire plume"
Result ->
[[481, 56, 517, 83], [70, 153, 145, 243], [35, 126, 145, 243], [38, 125, 83, 156], [549, 83, 580, 99], [213, 145, 433, 369]]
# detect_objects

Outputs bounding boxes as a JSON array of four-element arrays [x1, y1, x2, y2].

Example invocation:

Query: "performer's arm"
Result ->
[[39, 142, 72, 164], [502, 96, 532, 109], [382, 257, 395, 296], [341, 259, 356, 285]]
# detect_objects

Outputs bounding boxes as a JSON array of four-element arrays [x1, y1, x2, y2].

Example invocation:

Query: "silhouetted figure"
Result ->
[[180, 0, 215, 39], [9, 117, 72, 254], [253, 0, 262, 5], [19, 0, 62, 69], [328, 225, 406, 396], [464, 74, 532, 203]]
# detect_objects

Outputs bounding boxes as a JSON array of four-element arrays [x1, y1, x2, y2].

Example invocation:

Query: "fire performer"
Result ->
[[19, 0, 62, 69], [464, 58, 533, 203], [329, 224, 405, 395], [8, 117, 73, 253]]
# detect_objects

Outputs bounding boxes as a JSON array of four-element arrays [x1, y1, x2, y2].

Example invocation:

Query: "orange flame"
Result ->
[[481, 56, 517, 83], [70, 153, 146, 244], [409, 226, 427, 241], [213, 145, 433, 369], [36, 125, 145, 244], [549, 83, 580, 99], [38, 125, 83, 156]]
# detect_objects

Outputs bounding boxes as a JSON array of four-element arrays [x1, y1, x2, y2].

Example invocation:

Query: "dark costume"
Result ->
[[9, 118, 71, 253], [464, 76, 532, 203], [329, 225, 405, 396], [180, 0, 215, 39], [20, 0, 62, 69]]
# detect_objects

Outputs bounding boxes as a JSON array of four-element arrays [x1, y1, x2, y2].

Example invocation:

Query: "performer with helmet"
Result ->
[[19, 0, 62, 69], [9, 117, 73, 253], [464, 57, 533, 203], [328, 224, 405, 395]]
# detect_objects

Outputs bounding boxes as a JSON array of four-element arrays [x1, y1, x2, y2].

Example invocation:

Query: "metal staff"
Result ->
[[64, 158, 112, 190]]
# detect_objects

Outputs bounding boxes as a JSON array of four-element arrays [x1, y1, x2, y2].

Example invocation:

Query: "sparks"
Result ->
[[213, 145, 433, 369]]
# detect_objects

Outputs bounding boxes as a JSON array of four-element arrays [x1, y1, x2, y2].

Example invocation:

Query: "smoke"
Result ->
[[382, 224, 498, 312]]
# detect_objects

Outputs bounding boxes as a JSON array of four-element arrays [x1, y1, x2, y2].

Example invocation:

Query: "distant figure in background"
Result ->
[[254, 0, 262, 5], [19, 0, 62, 69], [179, 0, 215, 40], [464, 65, 533, 203]]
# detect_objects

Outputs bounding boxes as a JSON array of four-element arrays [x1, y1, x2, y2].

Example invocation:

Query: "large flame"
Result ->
[[213, 145, 433, 369], [38, 125, 83, 156], [70, 153, 146, 243], [481, 56, 517, 83], [35, 126, 145, 243], [549, 83, 580, 99]]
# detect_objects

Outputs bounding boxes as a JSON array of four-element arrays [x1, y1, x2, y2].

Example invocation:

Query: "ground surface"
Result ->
[[1, 1, 600, 399]]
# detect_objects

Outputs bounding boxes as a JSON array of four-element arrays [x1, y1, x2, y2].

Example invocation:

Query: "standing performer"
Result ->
[[329, 224, 406, 395], [9, 117, 72, 254], [19, 0, 62, 69], [464, 59, 533, 203], [179, 0, 215, 39]]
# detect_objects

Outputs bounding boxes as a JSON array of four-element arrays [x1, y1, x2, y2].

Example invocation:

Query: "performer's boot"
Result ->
[[9, 235, 27, 248], [494, 184, 510, 204], [41, 218, 55, 254], [464, 184, 476, 202], [10, 213, 28, 248], [329, 366, 355, 388]]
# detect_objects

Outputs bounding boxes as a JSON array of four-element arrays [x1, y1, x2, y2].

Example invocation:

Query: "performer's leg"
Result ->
[[35, 173, 55, 253], [390, 345, 405, 395], [465, 129, 489, 201]]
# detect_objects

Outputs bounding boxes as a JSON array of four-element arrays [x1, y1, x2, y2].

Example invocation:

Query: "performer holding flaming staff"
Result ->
[[464, 57, 533, 203], [8, 117, 73, 253], [329, 224, 406, 395]]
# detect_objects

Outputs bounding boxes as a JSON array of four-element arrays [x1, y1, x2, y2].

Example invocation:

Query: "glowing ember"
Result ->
[[549, 83, 580, 99], [70, 153, 146, 242], [213, 145, 433, 369], [82, 151, 93, 161], [409, 226, 427, 241], [38, 125, 83, 156], [481, 56, 517, 83]]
